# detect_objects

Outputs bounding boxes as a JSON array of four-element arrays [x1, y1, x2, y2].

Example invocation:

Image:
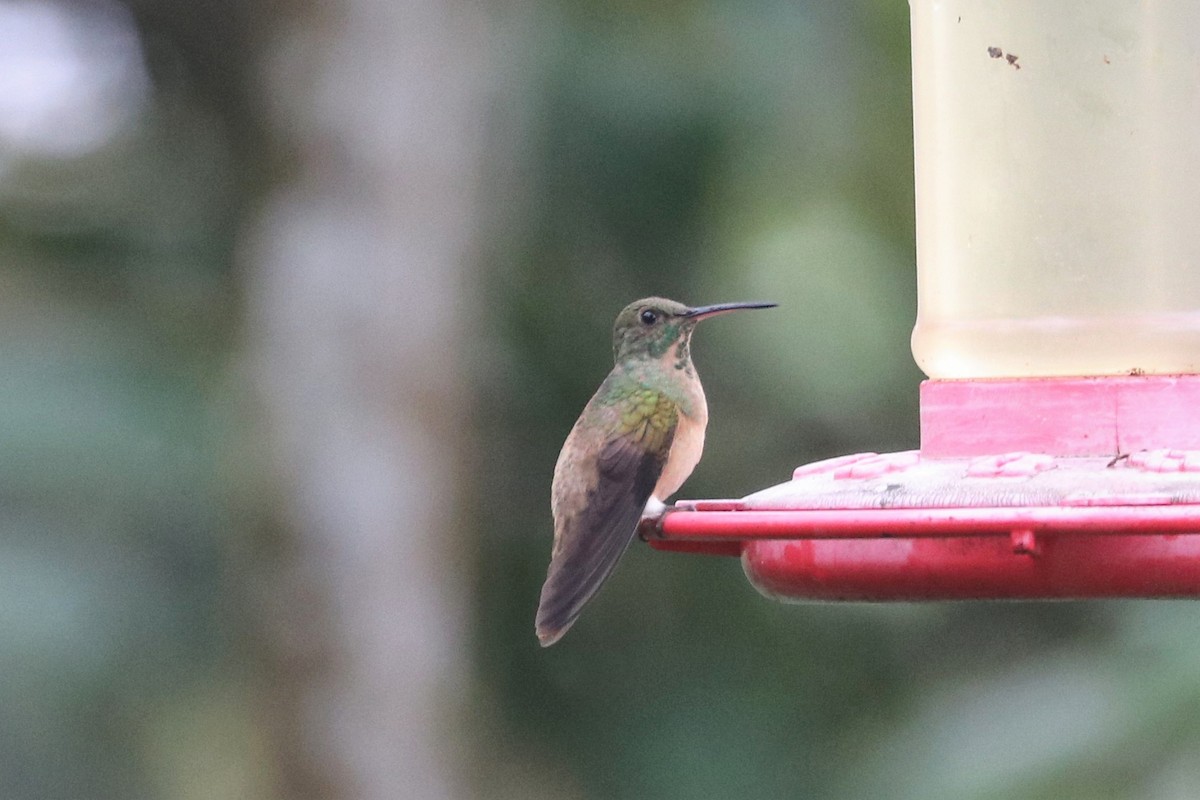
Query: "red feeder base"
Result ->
[[743, 533, 1200, 602], [648, 376, 1200, 601]]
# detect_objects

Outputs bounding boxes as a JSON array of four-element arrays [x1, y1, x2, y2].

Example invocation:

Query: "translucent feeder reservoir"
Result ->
[[910, 0, 1200, 379]]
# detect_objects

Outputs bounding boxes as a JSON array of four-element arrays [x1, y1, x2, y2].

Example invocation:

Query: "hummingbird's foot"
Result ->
[[637, 497, 670, 541], [641, 496, 668, 520]]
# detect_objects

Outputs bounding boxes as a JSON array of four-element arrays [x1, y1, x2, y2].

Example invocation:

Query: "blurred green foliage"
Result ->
[[0, 2, 268, 797], [5, 0, 1200, 798]]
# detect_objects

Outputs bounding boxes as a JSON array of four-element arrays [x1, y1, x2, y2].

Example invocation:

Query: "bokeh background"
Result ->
[[7, 0, 1200, 798]]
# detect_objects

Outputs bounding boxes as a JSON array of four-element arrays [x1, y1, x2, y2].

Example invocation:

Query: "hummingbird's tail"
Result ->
[[536, 617, 569, 647], [535, 516, 640, 646], [537, 407, 671, 646]]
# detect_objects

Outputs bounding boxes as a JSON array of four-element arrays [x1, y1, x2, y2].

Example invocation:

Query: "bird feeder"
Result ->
[[648, 0, 1200, 600]]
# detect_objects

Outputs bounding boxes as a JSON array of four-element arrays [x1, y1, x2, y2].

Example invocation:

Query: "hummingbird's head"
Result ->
[[611, 296, 777, 363]]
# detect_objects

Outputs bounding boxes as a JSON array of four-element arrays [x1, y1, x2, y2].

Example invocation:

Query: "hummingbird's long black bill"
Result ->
[[682, 301, 777, 320]]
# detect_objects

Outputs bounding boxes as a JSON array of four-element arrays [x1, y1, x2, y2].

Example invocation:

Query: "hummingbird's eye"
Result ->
[[639, 309, 659, 326]]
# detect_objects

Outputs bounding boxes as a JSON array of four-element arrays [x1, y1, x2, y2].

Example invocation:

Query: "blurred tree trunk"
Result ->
[[244, 1, 488, 797]]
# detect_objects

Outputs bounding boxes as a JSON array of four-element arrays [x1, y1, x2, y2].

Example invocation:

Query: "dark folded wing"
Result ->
[[536, 424, 673, 646]]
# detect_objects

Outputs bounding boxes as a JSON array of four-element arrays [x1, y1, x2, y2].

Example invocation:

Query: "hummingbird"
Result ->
[[536, 296, 777, 646]]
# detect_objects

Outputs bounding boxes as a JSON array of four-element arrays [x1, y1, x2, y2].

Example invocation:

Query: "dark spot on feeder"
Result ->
[[1103, 54, 1111, 64], [1006, 53, 1020, 69], [1130, 367, 1145, 376], [987, 46, 1003, 58]]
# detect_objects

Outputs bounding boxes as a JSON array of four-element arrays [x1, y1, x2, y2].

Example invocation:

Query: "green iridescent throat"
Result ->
[[614, 320, 692, 362]]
